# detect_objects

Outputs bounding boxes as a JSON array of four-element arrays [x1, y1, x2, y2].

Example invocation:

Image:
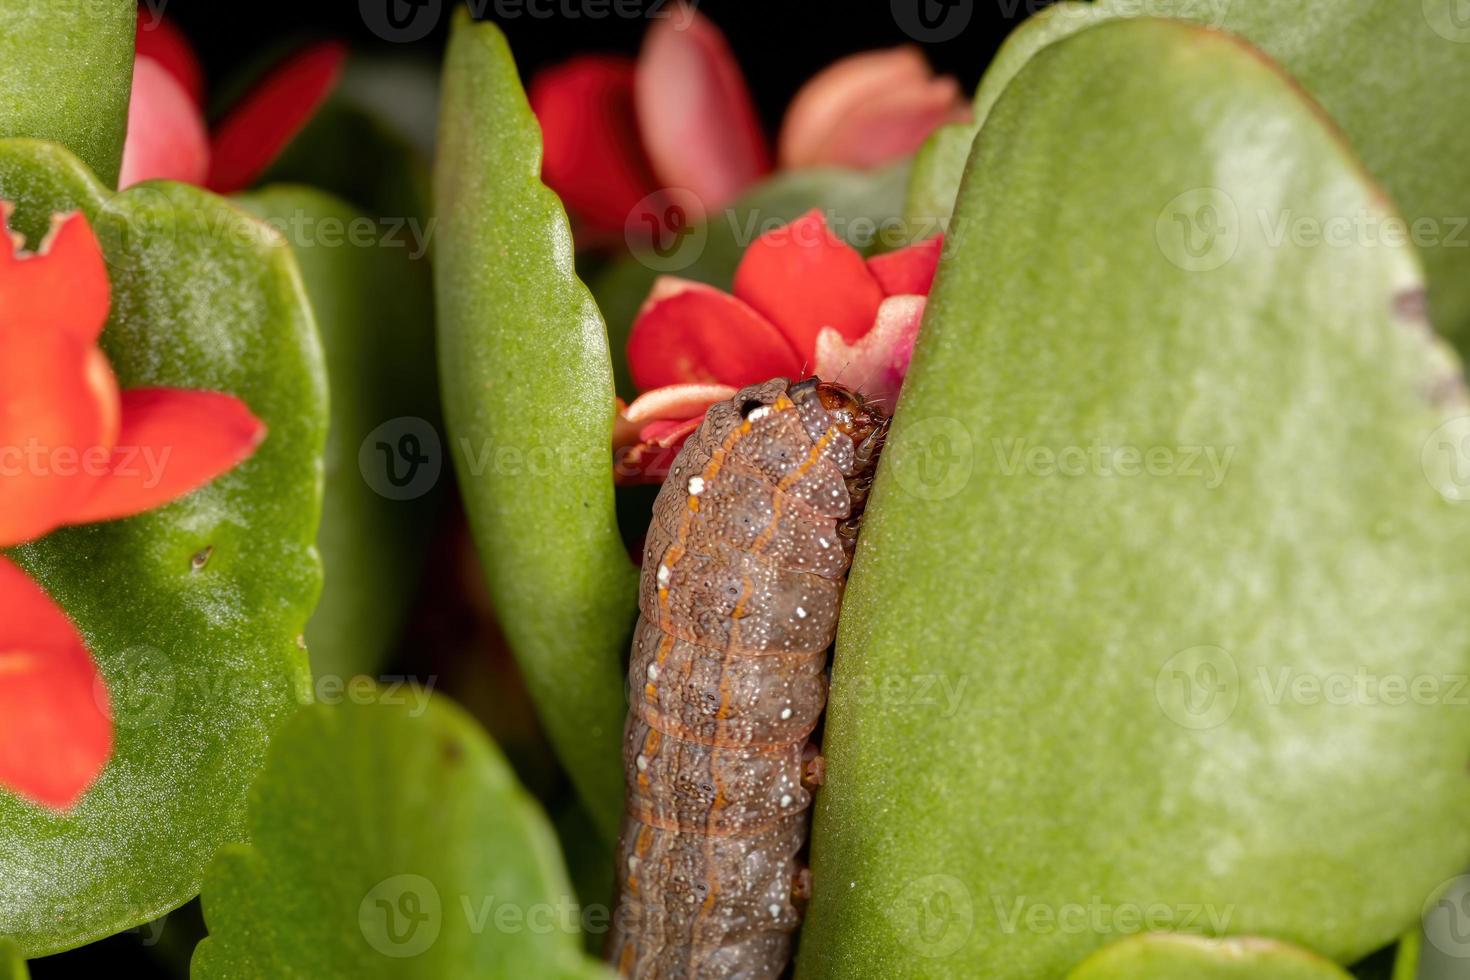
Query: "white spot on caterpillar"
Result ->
[[647, 662, 661, 681], [627, 855, 641, 874], [780, 794, 793, 807], [795, 606, 807, 619], [636, 754, 649, 771], [687, 475, 705, 495], [747, 405, 773, 420], [768, 903, 782, 918], [780, 707, 793, 720], [657, 564, 671, 588], [818, 537, 830, 549]]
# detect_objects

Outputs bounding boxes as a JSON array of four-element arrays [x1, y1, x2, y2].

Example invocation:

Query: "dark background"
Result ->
[[33, 0, 1024, 974]]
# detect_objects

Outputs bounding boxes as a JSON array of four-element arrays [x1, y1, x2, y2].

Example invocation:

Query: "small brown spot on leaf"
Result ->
[[190, 545, 214, 571]]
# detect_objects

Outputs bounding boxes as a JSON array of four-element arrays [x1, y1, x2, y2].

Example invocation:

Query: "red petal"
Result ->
[[778, 47, 971, 170], [624, 382, 737, 424], [813, 294, 925, 413], [118, 56, 211, 188], [529, 56, 661, 238], [68, 388, 265, 524], [0, 207, 111, 343], [635, 4, 770, 211], [732, 209, 885, 357], [0, 556, 112, 810], [0, 333, 120, 547], [867, 234, 944, 296], [134, 9, 205, 106], [627, 278, 800, 391], [206, 41, 346, 194]]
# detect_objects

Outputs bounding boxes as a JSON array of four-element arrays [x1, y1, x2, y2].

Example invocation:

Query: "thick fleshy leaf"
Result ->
[[866, 233, 943, 296], [590, 162, 912, 400], [627, 277, 801, 389], [0, 140, 326, 956], [0, 939, 27, 980], [238, 186, 440, 680], [907, 0, 1470, 344], [811, 294, 924, 411], [435, 13, 637, 839], [0, 207, 110, 340], [0, 556, 110, 810], [1067, 935, 1352, 980], [117, 56, 210, 189], [67, 388, 266, 524], [0, 0, 135, 187], [133, 10, 205, 106], [800, 19, 1470, 978], [634, 6, 770, 211], [529, 56, 657, 237], [206, 41, 347, 194], [193, 693, 610, 979], [732, 208, 885, 354]]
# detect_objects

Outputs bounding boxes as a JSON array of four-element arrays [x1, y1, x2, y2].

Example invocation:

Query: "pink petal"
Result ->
[[867, 234, 944, 296], [529, 56, 662, 238], [118, 56, 211, 189], [68, 388, 265, 524], [627, 277, 800, 391], [134, 10, 205, 106], [206, 41, 346, 194], [634, 3, 770, 211], [778, 46, 971, 170], [732, 209, 885, 357], [624, 382, 738, 424], [813, 295, 926, 413], [0, 556, 112, 811]]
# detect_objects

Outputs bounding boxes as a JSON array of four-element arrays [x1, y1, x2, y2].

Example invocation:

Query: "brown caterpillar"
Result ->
[[607, 377, 889, 979]]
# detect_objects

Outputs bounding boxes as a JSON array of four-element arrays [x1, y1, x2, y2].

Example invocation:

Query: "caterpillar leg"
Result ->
[[792, 866, 813, 902], [802, 744, 826, 790]]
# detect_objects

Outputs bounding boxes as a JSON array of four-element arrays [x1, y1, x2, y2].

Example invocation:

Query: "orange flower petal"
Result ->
[[529, 55, 660, 238], [119, 56, 211, 188], [635, 3, 770, 211], [0, 556, 112, 810], [732, 209, 885, 356], [206, 41, 346, 194], [627, 278, 801, 391], [68, 388, 266, 524], [0, 207, 111, 343], [867, 234, 944, 296], [134, 9, 205, 106], [0, 331, 120, 547]]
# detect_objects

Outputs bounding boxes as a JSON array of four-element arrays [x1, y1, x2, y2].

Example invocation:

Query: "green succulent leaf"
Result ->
[[1066, 934, 1353, 979], [590, 162, 912, 401], [0, 140, 326, 955], [237, 185, 440, 680], [192, 691, 611, 979], [907, 0, 1470, 344], [0, 0, 135, 188], [802, 19, 1470, 979], [1390, 931, 1420, 980], [433, 12, 635, 839], [0, 939, 27, 980]]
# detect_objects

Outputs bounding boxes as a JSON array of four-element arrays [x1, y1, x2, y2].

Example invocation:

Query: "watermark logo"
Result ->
[[1424, 874, 1470, 958], [360, 874, 443, 957], [360, 417, 442, 500], [1422, 416, 1470, 502], [628, 188, 708, 272], [1155, 645, 1239, 729], [101, 645, 176, 730], [898, 874, 974, 958], [361, 0, 443, 42], [1156, 187, 1239, 272], [1424, 0, 1470, 42], [892, 0, 974, 42], [888, 416, 975, 501]]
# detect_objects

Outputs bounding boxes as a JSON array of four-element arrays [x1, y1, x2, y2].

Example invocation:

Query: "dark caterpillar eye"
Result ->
[[738, 398, 765, 418]]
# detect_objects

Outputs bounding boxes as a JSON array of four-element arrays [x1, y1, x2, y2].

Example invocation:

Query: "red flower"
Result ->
[[615, 210, 941, 482], [529, 4, 970, 242], [0, 204, 266, 809], [122, 10, 345, 192]]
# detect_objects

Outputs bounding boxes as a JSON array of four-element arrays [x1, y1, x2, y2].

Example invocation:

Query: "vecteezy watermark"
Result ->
[[360, 417, 443, 501], [0, 439, 172, 488], [1424, 0, 1470, 43], [891, 0, 974, 42], [993, 896, 1235, 936], [359, 0, 699, 42], [625, 187, 709, 273], [1257, 666, 1470, 708], [1425, 875, 1470, 958], [992, 439, 1236, 489], [1155, 645, 1240, 730], [828, 672, 970, 718], [1422, 416, 1470, 502], [897, 874, 974, 958], [886, 416, 976, 502], [360, 874, 443, 957], [1156, 187, 1241, 272]]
